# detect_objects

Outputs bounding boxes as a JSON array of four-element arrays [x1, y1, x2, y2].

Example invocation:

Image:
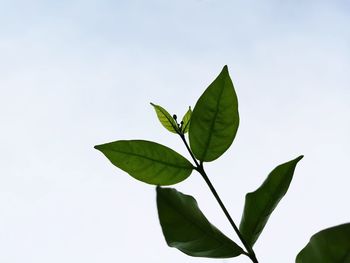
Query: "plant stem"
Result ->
[[179, 134, 259, 263], [197, 165, 258, 263]]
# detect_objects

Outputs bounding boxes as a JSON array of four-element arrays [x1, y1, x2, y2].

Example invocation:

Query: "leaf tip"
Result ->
[[94, 144, 105, 151], [222, 65, 230, 75], [296, 155, 304, 162]]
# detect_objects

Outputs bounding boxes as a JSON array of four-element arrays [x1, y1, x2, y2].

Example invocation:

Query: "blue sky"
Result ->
[[1, 1, 349, 262]]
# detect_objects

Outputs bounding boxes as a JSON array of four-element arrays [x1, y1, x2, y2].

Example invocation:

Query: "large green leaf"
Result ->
[[239, 156, 303, 247], [189, 65, 239, 162], [151, 103, 179, 134], [157, 187, 244, 258], [94, 140, 194, 185], [296, 223, 350, 263]]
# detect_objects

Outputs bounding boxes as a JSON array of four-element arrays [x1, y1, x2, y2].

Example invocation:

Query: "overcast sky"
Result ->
[[1, 1, 349, 262]]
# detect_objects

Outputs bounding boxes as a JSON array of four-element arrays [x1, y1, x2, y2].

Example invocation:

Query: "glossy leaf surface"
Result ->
[[189, 65, 239, 162], [181, 106, 192, 134], [296, 223, 350, 263], [157, 187, 243, 258], [95, 140, 193, 185], [151, 103, 179, 133], [239, 155, 303, 247]]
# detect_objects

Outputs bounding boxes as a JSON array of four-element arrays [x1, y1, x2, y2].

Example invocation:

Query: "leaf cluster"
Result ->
[[95, 66, 349, 262]]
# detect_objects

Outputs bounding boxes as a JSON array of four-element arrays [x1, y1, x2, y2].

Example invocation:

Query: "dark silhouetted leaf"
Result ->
[[157, 187, 243, 258], [151, 103, 179, 133], [95, 140, 193, 185], [189, 65, 239, 162], [296, 223, 350, 263], [239, 156, 303, 247], [181, 106, 192, 134]]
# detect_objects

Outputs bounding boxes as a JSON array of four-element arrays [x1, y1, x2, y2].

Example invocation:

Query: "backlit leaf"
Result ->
[[95, 140, 194, 185], [151, 103, 179, 133], [157, 187, 244, 258], [239, 156, 303, 247], [189, 65, 239, 162], [296, 223, 350, 263], [181, 106, 192, 134]]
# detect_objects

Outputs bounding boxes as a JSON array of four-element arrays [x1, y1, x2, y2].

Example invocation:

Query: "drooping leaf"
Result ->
[[239, 156, 303, 247], [296, 223, 350, 263], [157, 187, 244, 258], [189, 65, 239, 162], [94, 140, 194, 185], [181, 106, 192, 134], [151, 103, 179, 133]]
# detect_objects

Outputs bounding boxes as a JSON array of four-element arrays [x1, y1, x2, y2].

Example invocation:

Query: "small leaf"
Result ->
[[239, 155, 303, 247], [95, 140, 194, 185], [296, 223, 350, 263], [151, 103, 179, 133], [181, 106, 192, 134], [157, 187, 244, 258], [189, 65, 239, 162]]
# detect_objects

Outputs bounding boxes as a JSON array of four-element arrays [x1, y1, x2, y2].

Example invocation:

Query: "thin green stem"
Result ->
[[178, 133, 259, 263]]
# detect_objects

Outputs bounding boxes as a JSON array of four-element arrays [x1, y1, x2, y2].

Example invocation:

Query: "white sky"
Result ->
[[0, 1, 349, 262]]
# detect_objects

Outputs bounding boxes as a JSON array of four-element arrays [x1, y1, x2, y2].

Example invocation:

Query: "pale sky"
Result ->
[[0, 1, 349, 262]]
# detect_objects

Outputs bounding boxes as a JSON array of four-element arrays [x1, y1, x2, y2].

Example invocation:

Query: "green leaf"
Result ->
[[151, 103, 179, 134], [94, 140, 194, 185], [189, 65, 239, 162], [181, 106, 192, 134], [296, 223, 350, 263], [157, 187, 244, 258], [239, 155, 303, 247]]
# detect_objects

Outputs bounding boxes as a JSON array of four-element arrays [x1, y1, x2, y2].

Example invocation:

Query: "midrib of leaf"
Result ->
[[102, 149, 194, 169], [201, 77, 226, 161]]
